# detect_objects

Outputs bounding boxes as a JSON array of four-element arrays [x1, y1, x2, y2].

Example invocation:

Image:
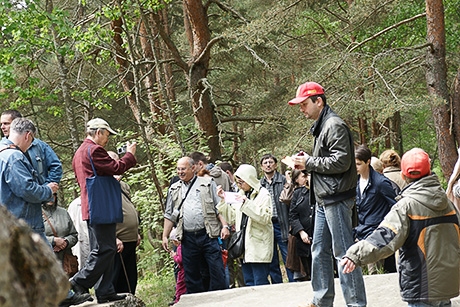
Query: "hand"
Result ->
[[221, 226, 230, 240], [292, 154, 308, 171], [340, 257, 356, 274], [126, 141, 137, 155], [216, 185, 225, 199], [116, 238, 124, 253], [162, 236, 170, 253], [235, 194, 247, 202], [170, 250, 177, 257], [136, 234, 141, 247], [299, 231, 311, 244], [53, 237, 67, 251], [47, 182, 59, 194], [285, 170, 292, 184]]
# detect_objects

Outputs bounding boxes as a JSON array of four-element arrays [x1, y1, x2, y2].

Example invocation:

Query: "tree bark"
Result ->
[[425, 0, 458, 178], [452, 66, 460, 147], [46, 0, 80, 152], [184, 0, 222, 162]]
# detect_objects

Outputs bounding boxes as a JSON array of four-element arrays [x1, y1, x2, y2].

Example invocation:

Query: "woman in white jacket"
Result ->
[[217, 164, 273, 286]]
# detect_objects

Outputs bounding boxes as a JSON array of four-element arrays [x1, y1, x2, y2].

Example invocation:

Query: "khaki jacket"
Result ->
[[345, 174, 460, 302]]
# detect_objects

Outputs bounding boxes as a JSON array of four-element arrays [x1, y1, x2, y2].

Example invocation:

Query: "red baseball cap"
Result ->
[[288, 82, 325, 105], [401, 148, 431, 179]]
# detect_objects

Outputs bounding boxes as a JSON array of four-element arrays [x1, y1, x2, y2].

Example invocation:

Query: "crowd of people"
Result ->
[[2, 81, 460, 307], [161, 82, 460, 307], [0, 112, 140, 307]]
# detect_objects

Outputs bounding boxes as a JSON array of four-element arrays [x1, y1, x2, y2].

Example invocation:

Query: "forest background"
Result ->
[[1, 0, 460, 305]]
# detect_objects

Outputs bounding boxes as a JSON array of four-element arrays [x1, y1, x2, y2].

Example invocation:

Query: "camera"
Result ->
[[117, 144, 127, 155], [170, 209, 180, 223]]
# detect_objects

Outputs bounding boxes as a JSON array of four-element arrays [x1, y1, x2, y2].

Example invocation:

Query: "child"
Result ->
[[341, 148, 460, 306], [170, 228, 186, 304]]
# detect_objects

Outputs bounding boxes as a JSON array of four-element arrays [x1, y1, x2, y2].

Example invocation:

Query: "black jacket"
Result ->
[[289, 186, 314, 256], [305, 105, 357, 206]]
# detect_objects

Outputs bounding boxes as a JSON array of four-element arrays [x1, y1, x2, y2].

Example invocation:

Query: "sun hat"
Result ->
[[87, 118, 117, 135]]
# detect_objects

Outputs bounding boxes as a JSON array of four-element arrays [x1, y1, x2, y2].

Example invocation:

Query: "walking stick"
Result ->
[[119, 253, 132, 294]]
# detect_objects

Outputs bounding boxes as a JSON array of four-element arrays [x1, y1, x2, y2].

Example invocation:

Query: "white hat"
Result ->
[[87, 118, 117, 135]]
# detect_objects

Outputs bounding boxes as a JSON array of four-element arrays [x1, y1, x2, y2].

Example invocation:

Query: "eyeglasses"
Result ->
[[262, 160, 275, 165], [235, 179, 246, 186], [177, 167, 189, 172]]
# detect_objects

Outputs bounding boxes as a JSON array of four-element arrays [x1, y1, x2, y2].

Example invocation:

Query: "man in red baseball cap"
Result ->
[[290, 82, 366, 307], [341, 148, 460, 306]]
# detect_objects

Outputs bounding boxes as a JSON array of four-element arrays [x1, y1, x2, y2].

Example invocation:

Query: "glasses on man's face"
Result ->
[[262, 160, 275, 165]]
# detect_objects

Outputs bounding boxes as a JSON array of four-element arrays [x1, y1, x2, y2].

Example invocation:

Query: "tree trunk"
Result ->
[[425, 0, 458, 178], [391, 111, 403, 155], [46, 0, 80, 152], [452, 66, 460, 147], [184, 0, 222, 162]]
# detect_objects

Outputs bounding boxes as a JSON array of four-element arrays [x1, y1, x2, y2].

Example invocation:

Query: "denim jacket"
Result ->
[[27, 138, 63, 184], [0, 139, 54, 233]]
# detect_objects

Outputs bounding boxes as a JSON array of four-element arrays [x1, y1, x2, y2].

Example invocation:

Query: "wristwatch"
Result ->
[[223, 225, 231, 230]]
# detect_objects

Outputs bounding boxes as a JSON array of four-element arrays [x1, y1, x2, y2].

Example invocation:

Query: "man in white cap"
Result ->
[[290, 82, 366, 307], [70, 118, 137, 304]]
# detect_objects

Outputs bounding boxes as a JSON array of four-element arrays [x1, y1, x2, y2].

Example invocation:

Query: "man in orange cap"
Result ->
[[290, 82, 366, 307], [341, 148, 460, 306]]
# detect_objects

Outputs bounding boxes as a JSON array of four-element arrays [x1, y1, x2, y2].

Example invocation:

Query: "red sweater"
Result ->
[[72, 138, 137, 220]]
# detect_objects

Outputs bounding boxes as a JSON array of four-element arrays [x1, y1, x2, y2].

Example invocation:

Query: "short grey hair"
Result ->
[[10, 118, 36, 135], [86, 127, 107, 137]]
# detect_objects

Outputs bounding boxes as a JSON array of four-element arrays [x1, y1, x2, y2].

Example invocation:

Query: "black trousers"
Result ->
[[112, 241, 138, 294], [71, 222, 117, 297]]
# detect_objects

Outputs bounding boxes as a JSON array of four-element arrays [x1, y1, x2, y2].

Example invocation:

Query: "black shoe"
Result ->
[[70, 280, 89, 295], [59, 292, 92, 307], [97, 294, 126, 304]]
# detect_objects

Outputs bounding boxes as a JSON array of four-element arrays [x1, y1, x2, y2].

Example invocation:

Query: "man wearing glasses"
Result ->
[[259, 154, 294, 283], [70, 118, 136, 304], [162, 157, 230, 293]]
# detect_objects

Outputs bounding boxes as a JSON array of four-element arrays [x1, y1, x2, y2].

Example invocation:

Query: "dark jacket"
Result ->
[[72, 139, 137, 221], [354, 166, 397, 240], [346, 174, 460, 302], [260, 171, 289, 242], [304, 105, 357, 206], [289, 187, 314, 256]]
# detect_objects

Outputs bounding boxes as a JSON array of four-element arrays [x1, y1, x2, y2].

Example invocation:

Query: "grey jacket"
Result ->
[[42, 204, 78, 261], [345, 174, 460, 302], [260, 171, 289, 242], [305, 105, 357, 206]]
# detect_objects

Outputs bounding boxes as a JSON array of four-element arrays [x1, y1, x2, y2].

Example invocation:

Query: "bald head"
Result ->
[[176, 157, 196, 182]]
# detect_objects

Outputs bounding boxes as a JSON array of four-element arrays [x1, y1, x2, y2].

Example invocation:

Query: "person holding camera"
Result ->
[[70, 118, 136, 304], [162, 156, 230, 294]]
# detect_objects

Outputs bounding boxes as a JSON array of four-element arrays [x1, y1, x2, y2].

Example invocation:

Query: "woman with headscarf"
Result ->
[[216, 164, 273, 286]]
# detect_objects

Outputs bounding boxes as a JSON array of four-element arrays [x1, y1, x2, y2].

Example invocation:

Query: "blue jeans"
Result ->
[[408, 301, 451, 307], [311, 199, 367, 307], [181, 229, 227, 293], [269, 221, 294, 283], [242, 262, 270, 286]]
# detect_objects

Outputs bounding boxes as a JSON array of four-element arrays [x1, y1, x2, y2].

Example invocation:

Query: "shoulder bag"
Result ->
[[227, 213, 249, 259], [86, 145, 123, 224], [42, 210, 79, 277]]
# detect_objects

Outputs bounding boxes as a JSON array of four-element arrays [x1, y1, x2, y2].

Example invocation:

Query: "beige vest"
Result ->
[[170, 177, 221, 240]]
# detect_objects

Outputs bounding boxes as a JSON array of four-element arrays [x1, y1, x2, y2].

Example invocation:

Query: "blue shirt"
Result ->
[[27, 138, 63, 184], [0, 139, 53, 232]]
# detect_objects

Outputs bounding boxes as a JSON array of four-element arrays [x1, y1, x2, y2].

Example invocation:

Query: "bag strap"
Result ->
[[177, 175, 198, 212], [42, 209, 58, 237], [0, 144, 20, 153], [87, 145, 98, 177]]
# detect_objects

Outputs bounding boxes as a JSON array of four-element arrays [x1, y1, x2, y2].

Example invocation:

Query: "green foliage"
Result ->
[[137, 270, 175, 307]]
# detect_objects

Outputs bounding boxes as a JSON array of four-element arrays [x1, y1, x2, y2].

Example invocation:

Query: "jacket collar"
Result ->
[[310, 104, 334, 137], [261, 171, 283, 184]]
